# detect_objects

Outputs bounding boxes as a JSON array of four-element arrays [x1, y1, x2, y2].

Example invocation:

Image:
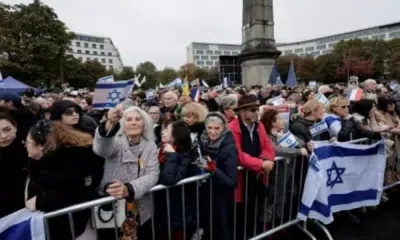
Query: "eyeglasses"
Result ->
[[64, 109, 79, 116], [148, 112, 159, 115], [340, 105, 349, 109], [247, 108, 258, 113]]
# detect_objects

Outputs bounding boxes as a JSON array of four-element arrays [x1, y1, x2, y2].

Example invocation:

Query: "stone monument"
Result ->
[[239, 0, 281, 86]]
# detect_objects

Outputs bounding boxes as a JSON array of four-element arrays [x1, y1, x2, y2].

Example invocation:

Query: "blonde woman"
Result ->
[[324, 97, 351, 137]]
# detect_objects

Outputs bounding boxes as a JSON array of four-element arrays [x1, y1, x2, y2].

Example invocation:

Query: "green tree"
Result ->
[[206, 67, 220, 87], [314, 53, 340, 83], [135, 61, 157, 89], [0, 1, 74, 86], [115, 66, 135, 80], [157, 67, 178, 85]]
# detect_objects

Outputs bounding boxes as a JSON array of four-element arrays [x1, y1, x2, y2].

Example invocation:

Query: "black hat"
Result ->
[[50, 100, 82, 121], [29, 119, 52, 146]]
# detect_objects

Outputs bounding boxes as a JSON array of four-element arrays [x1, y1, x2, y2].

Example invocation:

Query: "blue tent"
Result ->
[[0, 76, 39, 93]]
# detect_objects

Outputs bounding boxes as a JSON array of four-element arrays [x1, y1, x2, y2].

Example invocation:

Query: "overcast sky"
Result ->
[[4, 0, 400, 69]]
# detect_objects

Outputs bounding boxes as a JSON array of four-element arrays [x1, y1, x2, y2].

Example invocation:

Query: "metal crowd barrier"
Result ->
[[43, 138, 400, 240]]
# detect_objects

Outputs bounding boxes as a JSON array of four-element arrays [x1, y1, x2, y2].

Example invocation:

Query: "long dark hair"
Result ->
[[352, 99, 375, 119], [170, 120, 191, 152], [377, 97, 395, 113]]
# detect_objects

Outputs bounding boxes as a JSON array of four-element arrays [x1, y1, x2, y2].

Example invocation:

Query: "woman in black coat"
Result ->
[[0, 111, 28, 218], [25, 120, 104, 240], [199, 112, 238, 240], [157, 120, 197, 239]]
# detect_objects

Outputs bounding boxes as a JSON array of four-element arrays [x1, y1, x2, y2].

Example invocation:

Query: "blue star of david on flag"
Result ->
[[107, 89, 121, 102], [326, 161, 345, 188]]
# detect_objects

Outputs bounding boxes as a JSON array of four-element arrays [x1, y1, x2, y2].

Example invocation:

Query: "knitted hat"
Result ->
[[50, 100, 82, 121], [235, 94, 260, 110], [29, 119, 52, 146]]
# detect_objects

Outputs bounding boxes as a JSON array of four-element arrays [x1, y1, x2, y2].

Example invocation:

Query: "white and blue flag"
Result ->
[[0, 209, 45, 240], [323, 113, 342, 137], [167, 78, 183, 87], [92, 80, 134, 109], [315, 93, 329, 106], [278, 131, 298, 148], [310, 121, 329, 137], [271, 95, 285, 106], [146, 89, 155, 98], [98, 75, 114, 83], [298, 140, 386, 224]]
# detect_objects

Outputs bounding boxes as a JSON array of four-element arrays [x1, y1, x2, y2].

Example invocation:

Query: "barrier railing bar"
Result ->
[[296, 222, 317, 240], [312, 220, 334, 240], [249, 219, 301, 240]]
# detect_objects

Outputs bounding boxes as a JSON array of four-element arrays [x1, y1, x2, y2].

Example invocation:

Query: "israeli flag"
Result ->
[[0, 209, 45, 240], [278, 131, 298, 148], [298, 140, 386, 224], [271, 95, 285, 106], [98, 75, 114, 83], [167, 78, 183, 87], [310, 121, 329, 137], [92, 80, 134, 109], [324, 114, 342, 137], [146, 89, 155, 98], [315, 93, 329, 106]]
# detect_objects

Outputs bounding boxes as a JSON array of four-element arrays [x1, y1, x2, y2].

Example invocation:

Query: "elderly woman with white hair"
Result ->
[[219, 94, 238, 123], [198, 112, 237, 240], [93, 105, 159, 239]]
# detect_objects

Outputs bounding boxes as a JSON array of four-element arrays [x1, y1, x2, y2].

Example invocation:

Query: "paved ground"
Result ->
[[266, 189, 400, 240]]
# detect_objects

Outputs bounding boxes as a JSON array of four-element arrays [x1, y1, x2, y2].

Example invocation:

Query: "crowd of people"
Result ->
[[0, 78, 399, 240]]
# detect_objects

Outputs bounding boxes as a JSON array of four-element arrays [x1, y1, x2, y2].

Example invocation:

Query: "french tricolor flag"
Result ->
[[347, 88, 363, 101], [190, 88, 200, 102]]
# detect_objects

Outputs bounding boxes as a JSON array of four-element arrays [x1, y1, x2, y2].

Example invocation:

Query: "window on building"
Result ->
[[294, 48, 303, 53], [194, 55, 200, 60], [94, 58, 98, 62], [108, 52, 112, 56], [85, 50, 90, 54], [109, 59, 113, 64], [305, 47, 315, 52], [93, 51, 97, 55], [100, 45, 104, 50], [210, 56, 218, 60], [215, 61, 219, 66], [316, 45, 326, 50], [206, 50, 213, 55], [196, 61, 204, 66], [195, 50, 204, 54], [232, 51, 240, 55], [223, 51, 230, 55], [311, 51, 320, 56], [284, 50, 293, 55], [328, 43, 336, 48], [206, 61, 213, 66], [109, 66, 114, 70], [299, 53, 306, 57], [77, 50, 82, 53], [76, 42, 81, 47], [78, 57, 83, 61], [371, 35, 379, 40], [378, 34, 386, 40], [92, 44, 97, 48], [101, 52, 105, 55], [322, 50, 331, 55], [215, 51, 222, 55], [201, 56, 208, 60], [86, 57, 90, 61], [84, 43, 89, 48], [102, 59, 106, 63]]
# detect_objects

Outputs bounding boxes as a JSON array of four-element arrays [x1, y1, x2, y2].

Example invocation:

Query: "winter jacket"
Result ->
[[337, 117, 382, 142], [289, 115, 330, 143], [27, 146, 104, 240], [93, 122, 160, 225], [200, 130, 238, 240], [0, 139, 28, 218], [156, 150, 197, 233], [228, 118, 275, 202]]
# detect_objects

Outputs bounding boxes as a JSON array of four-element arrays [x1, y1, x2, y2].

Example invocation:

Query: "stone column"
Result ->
[[239, 0, 281, 86]]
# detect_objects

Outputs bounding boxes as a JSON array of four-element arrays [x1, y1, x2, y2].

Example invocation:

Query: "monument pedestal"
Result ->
[[240, 0, 281, 87]]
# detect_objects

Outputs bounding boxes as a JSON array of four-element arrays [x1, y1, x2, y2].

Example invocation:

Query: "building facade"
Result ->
[[68, 33, 124, 73], [278, 22, 400, 57], [186, 42, 241, 68]]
